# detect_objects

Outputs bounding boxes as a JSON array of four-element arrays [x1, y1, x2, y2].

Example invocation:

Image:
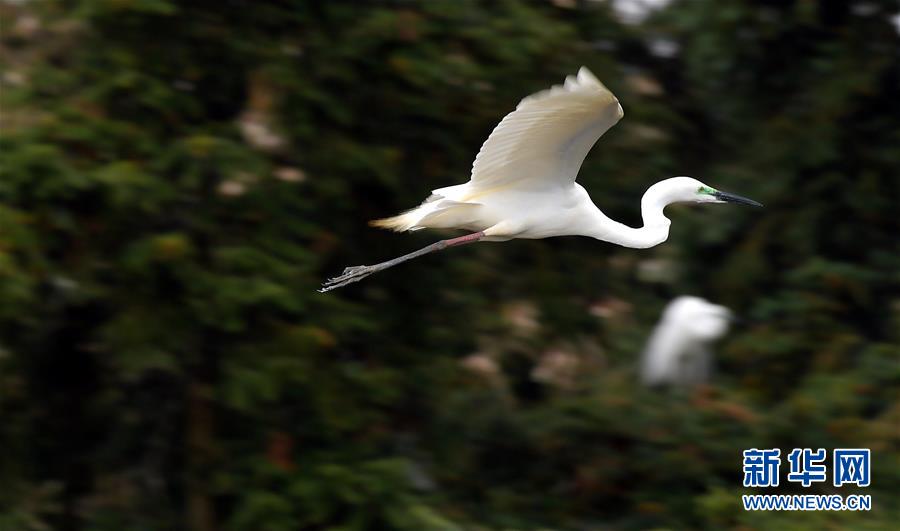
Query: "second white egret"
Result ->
[[640, 296, 734, 387], [321, 67, 761, 292]]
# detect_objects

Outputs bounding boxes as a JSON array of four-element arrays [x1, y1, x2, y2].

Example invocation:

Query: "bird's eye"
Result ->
[[698, 186, 715, 195]]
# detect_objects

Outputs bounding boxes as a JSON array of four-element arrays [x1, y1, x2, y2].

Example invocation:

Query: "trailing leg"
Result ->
[[318, 231, 484, 292]]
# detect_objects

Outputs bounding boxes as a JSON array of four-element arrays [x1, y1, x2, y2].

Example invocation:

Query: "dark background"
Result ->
[[1, 0, 899, 529]]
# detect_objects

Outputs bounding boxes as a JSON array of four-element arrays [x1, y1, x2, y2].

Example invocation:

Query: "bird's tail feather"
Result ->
[[370, 198, 480, 232], [369, 209, 424, 232]]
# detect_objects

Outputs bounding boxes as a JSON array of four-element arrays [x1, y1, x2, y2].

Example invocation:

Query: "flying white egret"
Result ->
[[320, 67, 761, 292], [640, 296, 733, 387]]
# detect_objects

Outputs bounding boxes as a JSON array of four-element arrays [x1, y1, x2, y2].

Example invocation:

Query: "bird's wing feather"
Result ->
[[469, 67, 623, 191]]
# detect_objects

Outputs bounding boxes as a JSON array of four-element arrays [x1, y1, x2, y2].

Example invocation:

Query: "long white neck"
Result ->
[[584, 180, 674, 249]]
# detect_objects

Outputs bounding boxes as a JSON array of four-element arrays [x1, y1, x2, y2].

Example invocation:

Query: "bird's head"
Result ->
[[685, 304, 733, 340], [669, 177, 763, 207], [668, 296, 734, 341]]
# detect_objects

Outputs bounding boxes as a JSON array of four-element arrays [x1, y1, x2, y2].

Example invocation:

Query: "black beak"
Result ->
[[713, 190, 763, 207]]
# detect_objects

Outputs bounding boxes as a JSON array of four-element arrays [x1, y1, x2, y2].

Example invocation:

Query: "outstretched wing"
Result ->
[[469, 67, 623, 191]]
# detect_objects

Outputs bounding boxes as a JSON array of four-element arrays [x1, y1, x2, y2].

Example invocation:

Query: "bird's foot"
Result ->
[[318, 265, 378, 292]]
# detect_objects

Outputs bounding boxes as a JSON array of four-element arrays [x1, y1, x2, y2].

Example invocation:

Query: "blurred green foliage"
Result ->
[[1, 0, 899, 529]]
